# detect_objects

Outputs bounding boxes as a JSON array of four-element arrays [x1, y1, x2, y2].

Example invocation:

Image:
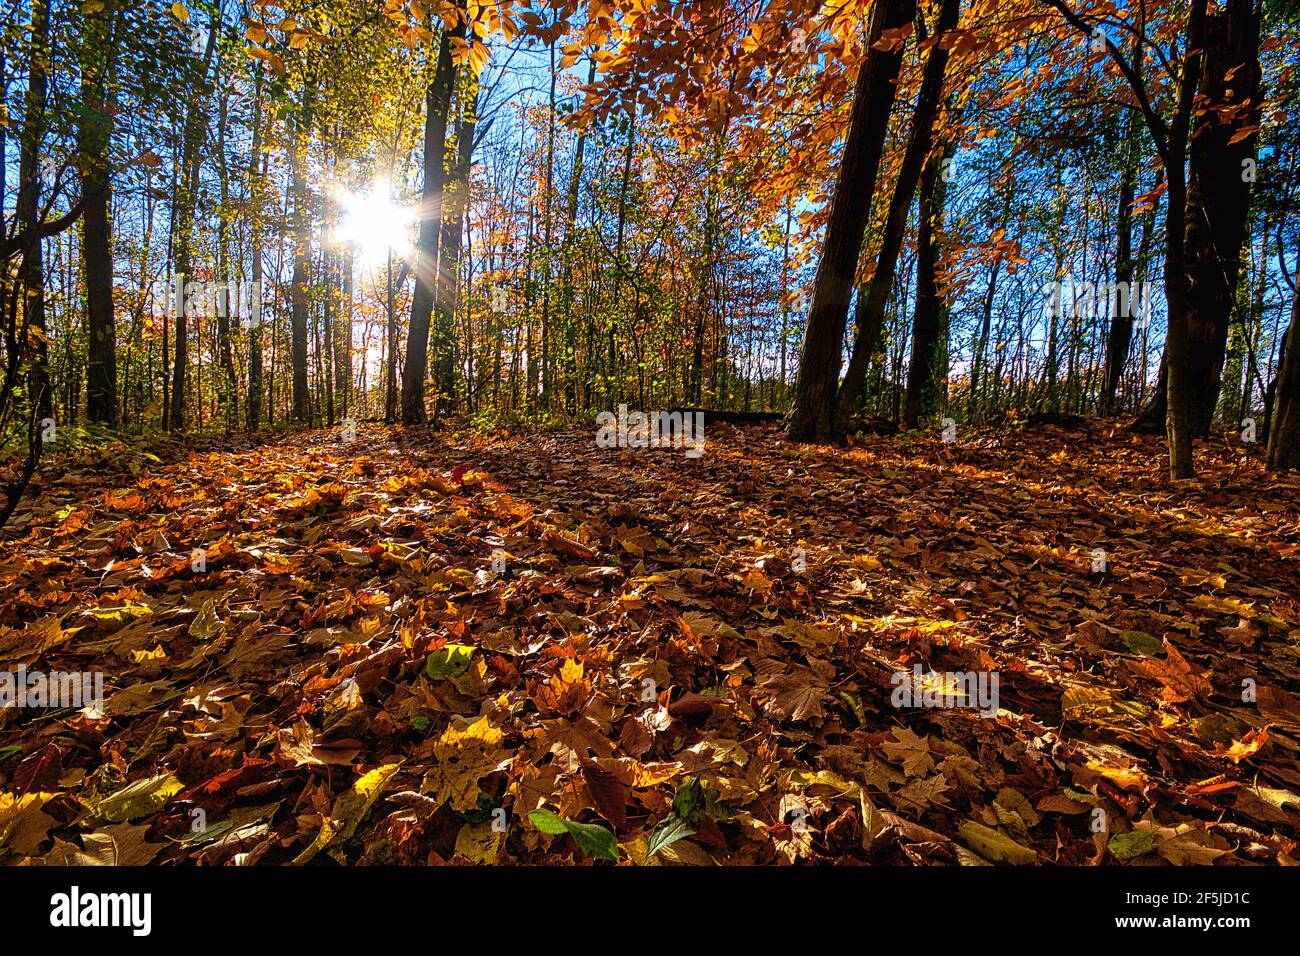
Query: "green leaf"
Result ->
[[645, 814, 695, 858], [1108, 829, 1159, 861], [527, 809, 619, 862], [424, 644, 475, 680], [957, 821, 1038, 865], [1119, 631, 1164, 656], [564, 819, 619, 862], [89, 773, 184, 823], [527, 809, 569, 835]]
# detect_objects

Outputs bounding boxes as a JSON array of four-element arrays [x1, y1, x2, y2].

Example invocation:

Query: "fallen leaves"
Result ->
[[293, 763, 402, 865], [0, 422, 1297, 866]]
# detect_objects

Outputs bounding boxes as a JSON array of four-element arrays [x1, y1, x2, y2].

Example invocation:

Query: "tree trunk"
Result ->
[[785, 0, 917, 441], [834, 0, 960, 434], [168, 18, 218, 431], [17, 0, 51, 423], [1267, 281, 1299, 470], [402, 25, 458, 425], [81, 0, 119, 425], [903, 147, 951, 428], [247, 68, 265, 431], [1162, 1, 1209, 479], [432, 64, 479, 420], [1133, 0, 1259, 438], [1101, 36, 1143, 413], [1181, 0, 1261, 434], [289, 73, 317, 423]]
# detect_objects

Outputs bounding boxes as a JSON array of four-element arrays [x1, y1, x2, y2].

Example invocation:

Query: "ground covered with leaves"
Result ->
[[1, 420, 1298, 866]]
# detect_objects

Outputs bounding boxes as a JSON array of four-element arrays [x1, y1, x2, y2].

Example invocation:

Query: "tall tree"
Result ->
[[402, 19, 459, 425], [246, 65, 265, 431], [80, 0, 120, 425], [1268, 247, 1299, 470], [786, 0, 917, 441], [1100, 32, 1144, 414], [289, 71, 317, 423], [835, 0, 961, 433], [431, 59, 479, 420], [16, 0, 52, 423], [1128, 0, 1261, 438], [903, 146, 952, 428], [168, 10, 218, 430]]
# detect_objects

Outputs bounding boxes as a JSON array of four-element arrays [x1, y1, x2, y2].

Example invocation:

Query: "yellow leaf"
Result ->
[[89, 774, 183, 823], [293, 763, 402, 864], [454, 822, 503, 863], [0, 792, 58, 856], [170, 2, 189, 23], [421, 716, 509, 811]]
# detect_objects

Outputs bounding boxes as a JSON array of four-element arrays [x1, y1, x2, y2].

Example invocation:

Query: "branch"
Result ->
[[1, 198, 86, 261], [1040, 0, 1171, 168]]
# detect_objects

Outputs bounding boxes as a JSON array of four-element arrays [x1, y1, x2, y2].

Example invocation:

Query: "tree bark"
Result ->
[[168, 17, 218, 431], [402, 25, 459, 425], [1267, 279, 1299, 470], [17, 0, 51, 423], [1181, 0, 1260, 434], [785, 0, 917, 441], [247, 67, 265, 431], [903, 147, 951, 428], [432, 63, 479, 420], [834, 0, 960, 434], [80, 0, 119, 425], [1101, 35, 1143, 414], [289, 73, 317, 423], [1132, 0, 1260, 437]]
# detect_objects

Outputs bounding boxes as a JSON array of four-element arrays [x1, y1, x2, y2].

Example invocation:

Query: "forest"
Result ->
[[0, 0, 1298, 877]]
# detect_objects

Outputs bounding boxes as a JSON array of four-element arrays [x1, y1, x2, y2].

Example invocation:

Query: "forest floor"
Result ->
[[2, 418, 1299, 865]]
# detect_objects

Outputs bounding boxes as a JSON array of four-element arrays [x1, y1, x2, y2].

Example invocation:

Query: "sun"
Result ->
[[336, 179, 413, 265]]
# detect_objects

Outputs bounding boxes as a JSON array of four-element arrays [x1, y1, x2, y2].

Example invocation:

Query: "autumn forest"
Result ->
[[1, 0, 1299, 891]]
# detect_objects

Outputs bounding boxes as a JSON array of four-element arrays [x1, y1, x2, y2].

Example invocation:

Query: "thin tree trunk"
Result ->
[[289, 72, 317, 423], [403, 24, 459, 425], [903, 147, 952, 427], [247, 68, 265, 431], [17, 0, 51, 423], [81, 0, 119, 425], [168, 17, 218, 430]]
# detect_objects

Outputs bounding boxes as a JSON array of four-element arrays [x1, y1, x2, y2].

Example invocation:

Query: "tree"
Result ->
[[836, 0, 961, 434], [80, 0, 120, 425], [402, 18, 459, 426], [786, 0, 917, 441], [168, 8, 218, 431]]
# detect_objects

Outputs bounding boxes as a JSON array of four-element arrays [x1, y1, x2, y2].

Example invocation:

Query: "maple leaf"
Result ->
[[1133, 640, 1212, 704], [0, 792, 58, 857], [533, 658, 591, 716], [761, 666, 829, 722], [881, 727, 935, 778], [1214, 727, 1269, 764], [422, 716, 510, 812]]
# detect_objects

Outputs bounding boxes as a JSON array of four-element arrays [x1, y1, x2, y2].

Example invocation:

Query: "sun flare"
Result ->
[[336, 180, 413, 264]]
